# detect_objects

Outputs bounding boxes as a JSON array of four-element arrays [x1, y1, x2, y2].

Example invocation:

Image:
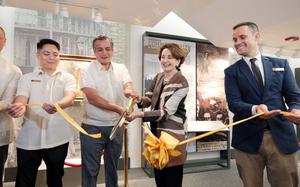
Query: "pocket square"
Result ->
[[272, 68, 284, 72]]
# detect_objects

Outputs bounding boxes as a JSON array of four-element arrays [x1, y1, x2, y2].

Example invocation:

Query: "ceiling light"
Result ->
[[55, 1, 60, 14], [228, 48, 235, 54], [60, 6, 69, 17], [91, 8, 96, 19], [94, 12, 103, 23]]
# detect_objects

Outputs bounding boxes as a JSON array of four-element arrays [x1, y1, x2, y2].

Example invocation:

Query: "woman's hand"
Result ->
[[125, 111, 144, 122]]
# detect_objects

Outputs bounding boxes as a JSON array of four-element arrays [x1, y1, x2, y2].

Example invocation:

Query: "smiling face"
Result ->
[[37, 44, 60, 74], [233, 25, 260, 57], [93, 39, 113, 69], [159, 48, 180, 74]]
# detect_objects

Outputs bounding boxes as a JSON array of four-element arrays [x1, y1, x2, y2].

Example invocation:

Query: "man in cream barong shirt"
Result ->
[[80, 35, 137, 187], [0, 26, 22, 187], [8, 39, 76, 187]]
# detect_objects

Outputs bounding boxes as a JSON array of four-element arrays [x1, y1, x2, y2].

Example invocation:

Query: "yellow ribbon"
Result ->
[[280, 111, 292, 116], [142, 126, 181, 170], [143, 113, 264, 169], [26, 103, 101, 139]]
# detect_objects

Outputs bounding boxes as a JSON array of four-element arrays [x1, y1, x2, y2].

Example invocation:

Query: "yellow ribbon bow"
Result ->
[[143, 113, 264, 170], [142, 126, 181, 170]]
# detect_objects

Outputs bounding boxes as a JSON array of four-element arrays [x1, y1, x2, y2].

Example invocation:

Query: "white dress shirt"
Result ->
[[80, 61, 132, 126], [242, 52, 265, 85], [16, 67, 76, 150], [0, 55, 22, 146], [242, 53, 265, 114]]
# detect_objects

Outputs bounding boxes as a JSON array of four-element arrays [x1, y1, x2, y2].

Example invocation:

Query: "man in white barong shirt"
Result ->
[[0, 26, 22, 187], [80, 35, 137, 187], [8, 38, 76, 187]]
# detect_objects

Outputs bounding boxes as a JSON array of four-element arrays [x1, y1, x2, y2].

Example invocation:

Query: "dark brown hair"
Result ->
[[233, 22, 259, 33], [158, 43, 187, 70]]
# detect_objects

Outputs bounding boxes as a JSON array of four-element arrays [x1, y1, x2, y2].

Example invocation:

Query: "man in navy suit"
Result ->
[[225, 22, 300, 187]]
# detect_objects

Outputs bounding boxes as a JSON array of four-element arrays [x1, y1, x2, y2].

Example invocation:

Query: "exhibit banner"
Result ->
[[196, 43, 230, 152]]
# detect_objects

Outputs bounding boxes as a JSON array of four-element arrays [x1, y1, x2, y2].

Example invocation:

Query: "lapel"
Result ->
[[261, 56, 273, 95], [237, 59, 261, 96]]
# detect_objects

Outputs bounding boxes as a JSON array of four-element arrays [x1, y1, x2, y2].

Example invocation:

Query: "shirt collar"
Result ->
[[34, 66, 62, 76], [95, 60, 114, 72], [243, 52, 262, 64]]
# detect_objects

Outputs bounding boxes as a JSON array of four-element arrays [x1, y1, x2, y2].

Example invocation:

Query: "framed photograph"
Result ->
[[196, 43, 230, 151]]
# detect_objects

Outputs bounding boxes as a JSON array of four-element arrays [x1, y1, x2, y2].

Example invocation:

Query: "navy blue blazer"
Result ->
[[224, 56, 300, 154]]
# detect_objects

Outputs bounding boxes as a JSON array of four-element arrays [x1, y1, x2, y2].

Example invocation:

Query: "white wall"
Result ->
[[128, 25, 149, 168]]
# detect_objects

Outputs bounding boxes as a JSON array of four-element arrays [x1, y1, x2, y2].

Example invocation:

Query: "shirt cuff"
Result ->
[[251, 105, 257, 115]]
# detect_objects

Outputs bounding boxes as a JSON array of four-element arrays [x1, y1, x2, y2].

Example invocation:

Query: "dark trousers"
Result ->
[[154, 165, 183, 187], [0, 145, 8, 187], [80, 124, 123, 187], [15, 143, 69, 187]]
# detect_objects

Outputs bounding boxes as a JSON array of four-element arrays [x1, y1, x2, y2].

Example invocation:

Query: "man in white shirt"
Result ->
[[80, 35, 137, 187], [0, 26, 22, 187], [7, 39, 76, 187]]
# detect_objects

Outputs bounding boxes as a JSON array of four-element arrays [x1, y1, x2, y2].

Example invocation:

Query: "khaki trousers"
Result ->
[[235, 131, 298, 187]]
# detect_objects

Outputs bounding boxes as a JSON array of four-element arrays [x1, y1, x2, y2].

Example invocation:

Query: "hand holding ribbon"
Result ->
[[281, 109, 300, 124], [9, 102, 101, 139]]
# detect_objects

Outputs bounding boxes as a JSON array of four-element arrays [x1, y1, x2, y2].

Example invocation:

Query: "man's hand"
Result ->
[[256, 104, 281, 119], [42, 103, 57, 114], [124, 90, 139, 99], [116, 106, 126, 116], [124, 82, 139, 99], [125, 112, 144, 122], [282, 109, 300, 124], [7, 103, 26, 118]]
